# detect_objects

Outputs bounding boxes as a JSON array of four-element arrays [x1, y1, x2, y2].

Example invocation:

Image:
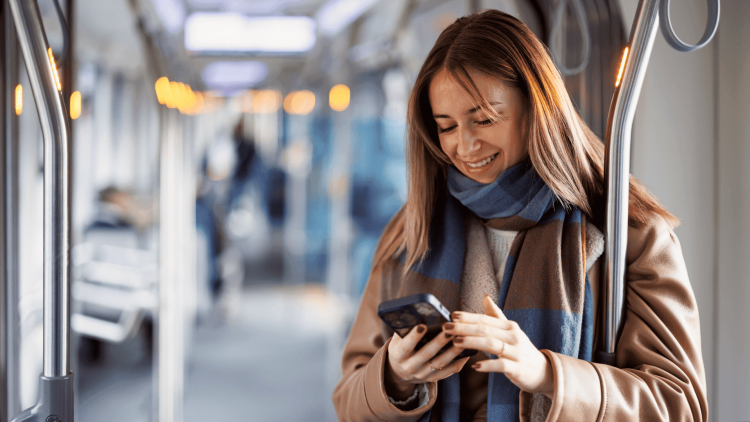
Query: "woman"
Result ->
[[333, 9, 707, 422]]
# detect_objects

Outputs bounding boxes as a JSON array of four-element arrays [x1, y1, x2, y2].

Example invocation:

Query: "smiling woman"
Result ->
[[333, 8, 707, 422]]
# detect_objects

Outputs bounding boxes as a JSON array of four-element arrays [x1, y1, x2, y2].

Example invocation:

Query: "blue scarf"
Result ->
[[388, 161, 593, 421]]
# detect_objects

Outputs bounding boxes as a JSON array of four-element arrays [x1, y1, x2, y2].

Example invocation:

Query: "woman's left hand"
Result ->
[[442, 295, 554, 398]]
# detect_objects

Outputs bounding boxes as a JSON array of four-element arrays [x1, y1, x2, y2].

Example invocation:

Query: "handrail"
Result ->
[[8, 0, 71, 380], [2, 5, 22, 421], [596, 0, 660, 365], [548, 0, 592, 76], [6, 0, 73, 420], [660, 0, 720, 52]]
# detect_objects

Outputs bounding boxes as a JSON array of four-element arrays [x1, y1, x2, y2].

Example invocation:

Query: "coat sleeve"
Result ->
[[533, 215, 708, 421], [332, 262, 439, 422]]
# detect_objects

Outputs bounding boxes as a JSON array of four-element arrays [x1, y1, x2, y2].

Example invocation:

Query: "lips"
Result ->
[[464, 153, 498, 169]]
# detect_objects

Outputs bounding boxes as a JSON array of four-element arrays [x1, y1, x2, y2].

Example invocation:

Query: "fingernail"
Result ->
[[451, 312, 461, 321], [443, 323, 454, 330], [416, 325, 426, 334], [453, 337, 463, 344], [472, 363, 481, 370], [444, 334, 454, 340]]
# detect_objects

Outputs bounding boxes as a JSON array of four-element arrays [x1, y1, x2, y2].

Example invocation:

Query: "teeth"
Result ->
[[467, 153, 498, 169]]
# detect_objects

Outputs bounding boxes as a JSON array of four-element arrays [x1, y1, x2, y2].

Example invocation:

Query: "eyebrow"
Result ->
[[433, 101, 503, 119]]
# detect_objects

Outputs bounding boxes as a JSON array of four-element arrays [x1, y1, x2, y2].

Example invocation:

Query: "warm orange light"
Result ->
[[188, 92, 205, 115], [284, 90, 316, 115], [329, 84, 350, 112], [252, 90, 282, 114], [155, 77, 172, 105], [167, 81, 180, 108], [14, 84, 22, 116], [47, 48, 62, 91], [615, 47, 629, 87], [70, 91, 81, 119]]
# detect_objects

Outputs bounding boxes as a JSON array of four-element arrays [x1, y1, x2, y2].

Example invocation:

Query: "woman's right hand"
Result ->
[[384, 324, 471, 399]]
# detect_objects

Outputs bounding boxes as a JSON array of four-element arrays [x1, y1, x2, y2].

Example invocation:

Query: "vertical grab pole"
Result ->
[[2, 3, 22, 420], [7, 0, 74, 420], [596, 0, 659, 365]]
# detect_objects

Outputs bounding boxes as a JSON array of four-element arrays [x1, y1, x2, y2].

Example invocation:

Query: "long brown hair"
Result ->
[[375, 9, 678, 272]]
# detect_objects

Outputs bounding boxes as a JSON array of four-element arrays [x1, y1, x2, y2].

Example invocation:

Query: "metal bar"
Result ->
[[597, 0, 659, 364], [2, 3, 22, 418], [7, 0, 72, 378]]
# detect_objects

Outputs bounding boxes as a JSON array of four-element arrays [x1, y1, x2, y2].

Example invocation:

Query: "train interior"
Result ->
[[1, 0, 749, 421]]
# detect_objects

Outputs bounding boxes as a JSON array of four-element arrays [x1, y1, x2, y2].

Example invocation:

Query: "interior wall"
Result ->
[[715, 2, 750, 420], [617, 1, 750, 421]]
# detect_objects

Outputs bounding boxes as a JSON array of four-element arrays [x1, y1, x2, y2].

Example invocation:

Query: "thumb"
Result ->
[[482, 294, 507, 321]]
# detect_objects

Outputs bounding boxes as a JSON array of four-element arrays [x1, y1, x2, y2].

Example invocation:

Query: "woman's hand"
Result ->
[[442, 295, 554, 398], [385, 324, 471, 399]]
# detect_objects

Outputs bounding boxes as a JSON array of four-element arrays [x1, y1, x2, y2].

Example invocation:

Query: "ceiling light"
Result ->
[[202, 61, 268, 91], [185, 13, 316, 54]]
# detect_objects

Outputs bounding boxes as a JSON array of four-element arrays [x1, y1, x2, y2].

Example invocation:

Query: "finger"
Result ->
[[424, 356, 471, 383], [453, 335, 516, 360], [450, 312, 513, 330], [443, 322, 515, 344], [414, 345, 465, 379], [482, 295, 507, 321], [407, 331, 454, 368], [391, 325, 426, 361], [471, 358, 517, 375]]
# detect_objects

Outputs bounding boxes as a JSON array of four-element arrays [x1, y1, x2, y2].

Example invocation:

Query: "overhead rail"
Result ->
[[7, 0, 73, 420], [597, 0, 719, 366]]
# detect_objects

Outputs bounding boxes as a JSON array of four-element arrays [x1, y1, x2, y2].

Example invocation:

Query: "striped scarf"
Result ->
[[380, 160, 593, 421]]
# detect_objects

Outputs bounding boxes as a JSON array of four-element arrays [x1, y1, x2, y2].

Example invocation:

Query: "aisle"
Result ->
[[78, 284, 351, 422], [184, 285, 342, 422]]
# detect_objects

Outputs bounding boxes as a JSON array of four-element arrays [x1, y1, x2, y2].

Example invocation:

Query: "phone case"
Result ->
[[377, 293, 452, 339]]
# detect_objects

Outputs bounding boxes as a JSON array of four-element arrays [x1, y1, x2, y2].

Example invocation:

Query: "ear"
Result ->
[[482, 294, 508, 321]]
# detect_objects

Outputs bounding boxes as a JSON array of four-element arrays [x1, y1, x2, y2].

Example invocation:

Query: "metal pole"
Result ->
[[8, 0, 71, 380], [1, 3, 22, 420], [5, 0, 73, 421], [596, 0, 659, 365]]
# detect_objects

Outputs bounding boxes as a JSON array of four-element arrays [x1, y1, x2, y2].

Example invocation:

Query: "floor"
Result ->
[[77, 284, 352, 422]]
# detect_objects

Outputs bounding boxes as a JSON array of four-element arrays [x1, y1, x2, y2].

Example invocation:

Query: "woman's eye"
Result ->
[[438, 125, 456, 133], [476, 119, 493, 126]]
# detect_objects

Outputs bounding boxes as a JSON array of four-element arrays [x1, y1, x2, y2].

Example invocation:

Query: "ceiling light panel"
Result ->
[[185, 13, 317, 54], [202, 61, 268, 90]]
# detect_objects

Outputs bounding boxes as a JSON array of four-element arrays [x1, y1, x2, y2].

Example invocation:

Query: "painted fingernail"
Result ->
[[444, 334, 454, 340], [451, 312, 461, 321], [453, 337, 464, 344], [416, 325, 426, 334], [443, 323, 454, 330]]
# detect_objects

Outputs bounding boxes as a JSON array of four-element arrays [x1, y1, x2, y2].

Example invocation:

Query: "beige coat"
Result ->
[[332, 213, 708, 421]]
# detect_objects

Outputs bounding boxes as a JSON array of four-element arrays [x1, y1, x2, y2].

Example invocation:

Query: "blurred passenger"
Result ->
[[333, 10, 706, 422], [92, 186, 154, 233], [226, 118, 257, 210]]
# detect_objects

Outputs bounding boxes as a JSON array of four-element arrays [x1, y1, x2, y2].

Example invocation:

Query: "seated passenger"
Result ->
[[333, 10, 707, 422]]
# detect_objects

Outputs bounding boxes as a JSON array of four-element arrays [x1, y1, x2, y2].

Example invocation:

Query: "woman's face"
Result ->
[[429, 67, 529, 184]]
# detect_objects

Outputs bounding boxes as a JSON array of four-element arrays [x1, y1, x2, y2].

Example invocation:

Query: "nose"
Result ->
[[456, 126, 480, 157]]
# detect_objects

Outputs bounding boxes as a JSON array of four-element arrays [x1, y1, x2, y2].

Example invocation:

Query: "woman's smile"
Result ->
[[463, 152, 499, 169]]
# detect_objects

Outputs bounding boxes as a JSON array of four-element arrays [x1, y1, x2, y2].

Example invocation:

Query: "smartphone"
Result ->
[[378, 293, 476, 358]]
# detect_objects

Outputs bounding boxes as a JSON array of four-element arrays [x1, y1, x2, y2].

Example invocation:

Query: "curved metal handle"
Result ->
[[549, 0, 592, 76], [7, 0, 72, 379], [660, 0, 720, 52], [597, 0, 660, 364]]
